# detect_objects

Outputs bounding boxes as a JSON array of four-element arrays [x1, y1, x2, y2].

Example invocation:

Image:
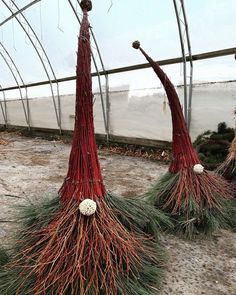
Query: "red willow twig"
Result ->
[[59, 0, 105, 203], [133, 41, 234, 213], [132, 41, 199, 173]]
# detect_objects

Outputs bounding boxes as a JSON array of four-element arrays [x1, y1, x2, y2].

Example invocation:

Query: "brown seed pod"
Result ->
[[80, 0, 92, 11]]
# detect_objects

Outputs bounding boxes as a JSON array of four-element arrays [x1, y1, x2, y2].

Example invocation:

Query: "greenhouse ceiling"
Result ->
[[0, 0, 236, 100]]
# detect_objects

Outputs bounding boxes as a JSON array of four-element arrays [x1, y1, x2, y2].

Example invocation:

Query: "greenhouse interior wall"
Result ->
[[1, 80, 235, 144]]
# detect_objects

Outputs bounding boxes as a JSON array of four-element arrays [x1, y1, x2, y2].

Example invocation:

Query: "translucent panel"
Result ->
[[0, 56, 16, 86], [109, 88, 172, 141], [90, 0, 179, 68], [189, 82, 236, 137], [4, 99, 28, 127], [193, 56, 236, 83], [2, 81, 235, 140], [1, 18, 52, 84], [1, 92, 106, 133], [185, 0, 236, 53]]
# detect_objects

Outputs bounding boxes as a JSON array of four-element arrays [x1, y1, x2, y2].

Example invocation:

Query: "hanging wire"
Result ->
[[162, 91, 167, 114], [57, 0, 64, 32], [93, 94, 96, 105], [107, 0, 113, 13], [162, 76, 168, 114]]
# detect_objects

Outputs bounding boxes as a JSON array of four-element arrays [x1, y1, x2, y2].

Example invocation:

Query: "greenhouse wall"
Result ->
[[0, 81, 235, 142]]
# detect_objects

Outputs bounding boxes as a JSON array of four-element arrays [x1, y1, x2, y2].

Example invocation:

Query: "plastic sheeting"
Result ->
[[1, 81, 235, 142]]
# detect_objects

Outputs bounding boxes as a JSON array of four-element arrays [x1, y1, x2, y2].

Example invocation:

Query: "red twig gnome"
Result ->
[[133, 41, 236, 238], [0, 3, 170, 294]]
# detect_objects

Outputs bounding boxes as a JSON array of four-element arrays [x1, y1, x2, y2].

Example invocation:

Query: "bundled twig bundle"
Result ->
[[0, 3, 170, 294], [1, 198, 163, 294], [133, 41, 236, 238], [216, 132, 236, 181]]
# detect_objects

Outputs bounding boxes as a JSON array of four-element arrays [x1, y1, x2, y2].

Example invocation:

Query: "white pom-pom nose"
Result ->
[[79, 199, 97, 216], [193, 164, 204, 174]]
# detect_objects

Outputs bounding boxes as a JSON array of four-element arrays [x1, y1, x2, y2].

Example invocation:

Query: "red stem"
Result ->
[[139, 47, 199, 173], [59, 9, 105, 203]]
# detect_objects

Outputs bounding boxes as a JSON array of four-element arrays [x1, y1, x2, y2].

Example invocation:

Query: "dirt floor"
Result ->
[[0, 132, 235, 295]]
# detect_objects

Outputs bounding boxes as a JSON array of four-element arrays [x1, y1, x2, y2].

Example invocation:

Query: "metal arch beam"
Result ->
[[0, 42, 30, 128], [68, 0, 110, 139], [173, 0, 188, 122], [90, 29, 110, 140], [1, 0, 62, 133], [180, 0, 193, 129], [0, 0, 41, 27], [173, 0, 193, 128], [0, 51, 29, 126], [1, 47, 235, 91], [0, 84, 7, 126]]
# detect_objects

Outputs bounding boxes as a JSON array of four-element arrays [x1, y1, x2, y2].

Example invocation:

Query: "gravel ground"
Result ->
[[0, 132, 235, 295]]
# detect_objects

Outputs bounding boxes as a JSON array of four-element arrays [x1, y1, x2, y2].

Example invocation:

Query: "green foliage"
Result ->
[[0, 268, 34, 295], [194, 130, 212, 147], [222, 198, 236, 231], [122, 244, 165, 295], [217, 122, 231, 134], [174, 199, 234, 239], [146, 172, 236, 239], [106, 193, 173, 239], [16, 196, 61, 230], [0, 248, 9, 268], [194, 122, 234, 170]]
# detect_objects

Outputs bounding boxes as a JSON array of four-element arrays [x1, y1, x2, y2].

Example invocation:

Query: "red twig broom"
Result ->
[[0, 3, 170, 294], [133, 41, 236, 238]]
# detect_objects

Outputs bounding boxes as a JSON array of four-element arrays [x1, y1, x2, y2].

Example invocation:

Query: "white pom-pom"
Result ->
[[79, 199, 97, 216], [193, 164, 204, 174]]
